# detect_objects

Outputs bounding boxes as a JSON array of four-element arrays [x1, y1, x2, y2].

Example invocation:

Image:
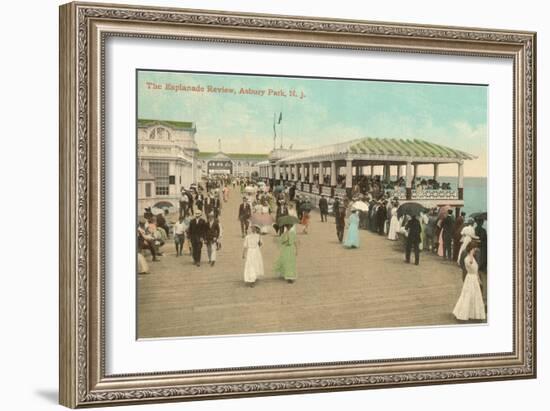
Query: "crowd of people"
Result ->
[[138, 179, 227, 273], [308, 173, 453, 199], [137, 176, 487, 322]]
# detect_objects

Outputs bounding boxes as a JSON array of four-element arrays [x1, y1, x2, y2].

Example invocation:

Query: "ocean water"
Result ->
[[431, 176, 488, 217]]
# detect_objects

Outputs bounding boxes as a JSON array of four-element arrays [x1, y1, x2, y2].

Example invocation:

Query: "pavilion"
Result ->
[[257, 137, 476, 212]]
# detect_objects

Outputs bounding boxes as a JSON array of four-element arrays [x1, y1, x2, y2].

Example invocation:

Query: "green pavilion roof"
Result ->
[[137, 119, 195, 130], [277, 137, 476, 163], [349, 138, 474, 159]]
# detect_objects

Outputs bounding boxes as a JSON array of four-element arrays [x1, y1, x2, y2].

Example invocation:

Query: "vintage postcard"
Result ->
[[136, 70, 488, 339]]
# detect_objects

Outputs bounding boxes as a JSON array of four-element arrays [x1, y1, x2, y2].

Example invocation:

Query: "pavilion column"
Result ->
[[413, 164, 418, 183], [345, 159, 353, 187], [405, 161, 412, 200], [275, 164, 281, 182], [370, 165, 374, 176], [300, 164, 305, 182], [345, 159, 353, 199], [383, 164, 390, 182], [308, 163, 314, 184], [458, 162, 464, 200], [315, 162, 320, 183], [434, 163, 439, 180], [330, 161, 337, 186], [397, 165, 402, 179]]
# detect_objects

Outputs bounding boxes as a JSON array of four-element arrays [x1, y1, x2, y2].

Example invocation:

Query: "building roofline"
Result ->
[[137, 119, 195, 130]]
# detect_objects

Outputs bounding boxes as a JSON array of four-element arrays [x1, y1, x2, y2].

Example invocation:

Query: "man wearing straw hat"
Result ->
[[204, 212, 221, 267], [188, 210, 207, 266], [318, 194, 329, 222], [238, 196, 252, 238]]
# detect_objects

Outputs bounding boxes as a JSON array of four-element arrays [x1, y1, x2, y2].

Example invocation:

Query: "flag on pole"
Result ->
[[273, 113, 277, 149], [278, 112, 283, 124]]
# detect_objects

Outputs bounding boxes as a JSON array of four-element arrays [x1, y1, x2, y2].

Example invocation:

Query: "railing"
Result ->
[[385, 188, 458, 200], [334, 188, 348, 198], [412, 189, 458, 200]]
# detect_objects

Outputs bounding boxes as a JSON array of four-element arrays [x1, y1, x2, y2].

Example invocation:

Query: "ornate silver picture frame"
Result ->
[[59, 1, 536, 408]]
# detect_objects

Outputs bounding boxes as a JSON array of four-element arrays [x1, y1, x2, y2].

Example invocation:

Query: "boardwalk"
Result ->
[[137, 189, 485, 338]]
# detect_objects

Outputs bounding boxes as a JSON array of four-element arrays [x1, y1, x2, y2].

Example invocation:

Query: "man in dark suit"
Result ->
[[319, 195, 329, 222], [335, 205, 346, 243], [442, 209, 455, 260], [195, 191, 204, 212], [211, 195, 221, 218], [188, 210, 207, 266], [405, 214, 421, 265], [289, 184, 296, 202], [204, 193, 214, 216], [474, 219, 487, 272], [377, 201, 387, 235], [204, 213, 221, 266], [275, 200, 289, 236], [295, 195, 303, 220], [238, 197, 252, 238], [332, 197, 340, 219]]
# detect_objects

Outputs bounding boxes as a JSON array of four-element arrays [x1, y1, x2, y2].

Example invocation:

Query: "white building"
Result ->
[[197, 151, 269, 178], [137, 119, 199, 210], [137, 167, 156, 212]]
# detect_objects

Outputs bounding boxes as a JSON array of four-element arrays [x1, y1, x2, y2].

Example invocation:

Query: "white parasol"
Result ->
[[351, 201, 369, 212]]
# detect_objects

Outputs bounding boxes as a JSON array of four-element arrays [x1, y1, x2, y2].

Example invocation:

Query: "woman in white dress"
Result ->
[[457, 224, 478, 265], [387, 206, 400, 240], [242, 225, 265, 287], [452, 242, 486, 321]]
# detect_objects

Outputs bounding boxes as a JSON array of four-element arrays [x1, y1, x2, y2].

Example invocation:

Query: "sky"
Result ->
[[137, 70, 488, 177]]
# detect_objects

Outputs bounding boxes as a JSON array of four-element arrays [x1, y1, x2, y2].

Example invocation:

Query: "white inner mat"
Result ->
[[105, 37, 513, 375]]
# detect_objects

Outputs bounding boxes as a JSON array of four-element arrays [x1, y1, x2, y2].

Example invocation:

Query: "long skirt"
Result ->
[[274, 245, 297, 280], [387, 216, 400, 240], [453, 274, 486, 320], [343, 224, 360, 248], [244, 247, 264, 283]]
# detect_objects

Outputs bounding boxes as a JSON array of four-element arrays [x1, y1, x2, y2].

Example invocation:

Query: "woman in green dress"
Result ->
[[274, 224, 298, 283]]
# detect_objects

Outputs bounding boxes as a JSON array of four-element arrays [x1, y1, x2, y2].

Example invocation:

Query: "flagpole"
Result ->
[[281, 116, 283, 149], [279, 111, 283, 149], [273, 112, 276, 150]]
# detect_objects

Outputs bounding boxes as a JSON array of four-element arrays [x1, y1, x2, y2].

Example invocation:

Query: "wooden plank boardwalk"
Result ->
[[137, 189, 486, 339]]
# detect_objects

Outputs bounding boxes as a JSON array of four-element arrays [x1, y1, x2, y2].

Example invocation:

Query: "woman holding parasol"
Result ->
[[274, 216, 299, 283]]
